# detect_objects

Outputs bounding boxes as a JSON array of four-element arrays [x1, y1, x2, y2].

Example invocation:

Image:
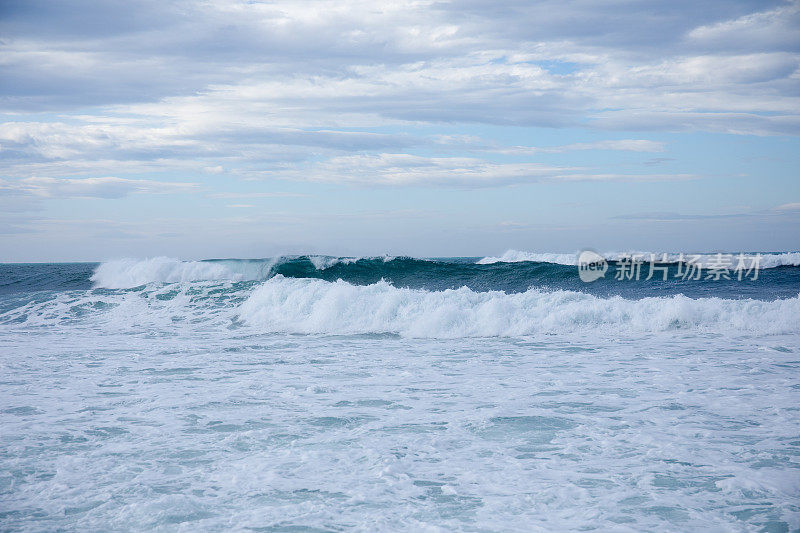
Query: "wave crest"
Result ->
[[91, 256, 411, 288], [91, 258, 246, 288], [477, 251, 580, 265], [478, 250, 800, 268], [307, 254, 398, 270]]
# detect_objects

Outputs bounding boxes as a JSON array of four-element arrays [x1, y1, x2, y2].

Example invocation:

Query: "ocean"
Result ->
[[1, 253, 799, 531]]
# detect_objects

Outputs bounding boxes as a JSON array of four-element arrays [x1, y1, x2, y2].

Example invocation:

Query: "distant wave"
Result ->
[[239, 276, 800, 338], [758, 252, 800, 268], [91, 256, 417, 289], [478, 250, 800, 268], [89, 252, 800, 291]]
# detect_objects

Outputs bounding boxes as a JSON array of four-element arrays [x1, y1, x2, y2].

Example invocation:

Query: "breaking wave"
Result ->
[[91, 256, 406, 289], [238, 276, 800, 338], [3, 273, 797, 338]]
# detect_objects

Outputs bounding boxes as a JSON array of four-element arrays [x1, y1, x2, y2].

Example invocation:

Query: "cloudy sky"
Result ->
[[1, 0, 799, 261]]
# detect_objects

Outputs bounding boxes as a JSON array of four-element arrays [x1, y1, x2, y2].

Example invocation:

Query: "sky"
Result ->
[[1, 0, 799, 261]]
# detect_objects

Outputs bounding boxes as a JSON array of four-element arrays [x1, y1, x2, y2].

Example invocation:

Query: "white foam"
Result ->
[[478, 250, 800, 268], [91, 257, 244, 288], [759, 252, 800, 268], [89, 257, 295, 288], [477, 251, 581, 265], [307, 255, 398, 270], [238, 276, 800, 338], [308, 256, 343, 270]]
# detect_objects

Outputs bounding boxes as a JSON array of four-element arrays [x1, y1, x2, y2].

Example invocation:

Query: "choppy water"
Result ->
[[1, 253, 799, 531]]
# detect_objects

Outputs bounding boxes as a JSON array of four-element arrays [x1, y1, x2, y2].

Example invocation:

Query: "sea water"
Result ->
[[1, 254, 799, 531]]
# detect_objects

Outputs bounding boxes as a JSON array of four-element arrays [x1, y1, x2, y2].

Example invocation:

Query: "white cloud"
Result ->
[[298, 154, 558, 186], [208, 192, 306, 199], [554, 173, 695, 182], [491, 139, 667, 154], [275, 153, 694, 187], [593, 111, 800, 136], [0, 176, 197, 199], [0, 0, 797, 191], [687, 2, 800, 52], [2, 1, 798, 133]]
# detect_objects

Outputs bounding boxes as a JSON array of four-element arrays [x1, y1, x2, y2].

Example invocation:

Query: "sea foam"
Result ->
[[238, 276, 800, 338]]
